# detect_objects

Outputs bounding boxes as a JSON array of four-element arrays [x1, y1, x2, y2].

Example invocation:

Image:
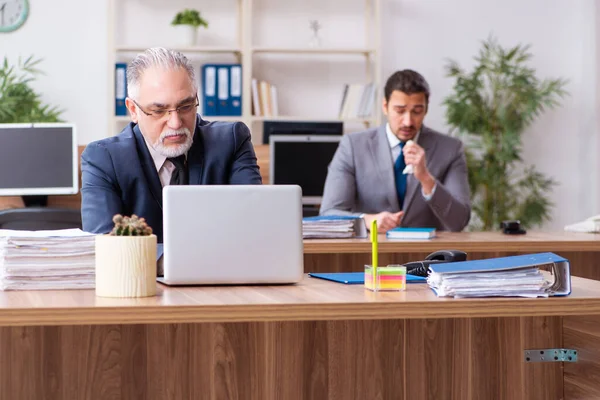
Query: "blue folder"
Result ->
[[428, 252, 571, 297], [308, 272, 426, 284]]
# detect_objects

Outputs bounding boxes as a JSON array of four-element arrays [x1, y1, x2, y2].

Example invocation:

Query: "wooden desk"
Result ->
[[304, 231, 600, 280], [0, 277, 599, 399]]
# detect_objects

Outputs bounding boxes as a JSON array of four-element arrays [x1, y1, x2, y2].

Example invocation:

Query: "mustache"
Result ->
[[400, 126, 416, 131], [159, 128, 191, 142]]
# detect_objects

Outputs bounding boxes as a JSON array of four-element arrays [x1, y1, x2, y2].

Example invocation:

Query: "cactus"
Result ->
[[109, 214, 153, 236]]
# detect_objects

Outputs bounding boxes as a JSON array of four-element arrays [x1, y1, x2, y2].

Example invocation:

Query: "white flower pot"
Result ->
[[173, 25, 198, 46], [95, 234, 157, 298]]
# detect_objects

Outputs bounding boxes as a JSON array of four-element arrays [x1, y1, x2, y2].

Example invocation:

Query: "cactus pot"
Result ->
[[95, 234, 157, 298]]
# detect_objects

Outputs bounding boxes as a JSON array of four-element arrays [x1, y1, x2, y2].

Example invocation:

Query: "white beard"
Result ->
[[153, 128, 193, 158]]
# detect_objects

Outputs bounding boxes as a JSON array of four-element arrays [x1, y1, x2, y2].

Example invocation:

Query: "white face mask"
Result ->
[[153, 127, 193, 158]]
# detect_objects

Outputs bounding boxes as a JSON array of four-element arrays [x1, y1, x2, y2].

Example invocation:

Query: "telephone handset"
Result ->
[[405, 250, 468, 277]]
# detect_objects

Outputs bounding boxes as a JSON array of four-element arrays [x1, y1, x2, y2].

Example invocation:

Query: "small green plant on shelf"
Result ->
[[171, 9, 208, 29], [109, 214, 153, 236]]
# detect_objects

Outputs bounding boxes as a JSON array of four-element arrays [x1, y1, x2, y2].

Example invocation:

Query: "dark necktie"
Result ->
[[394, 142, 407, 208], [168, 155, 188, 185]]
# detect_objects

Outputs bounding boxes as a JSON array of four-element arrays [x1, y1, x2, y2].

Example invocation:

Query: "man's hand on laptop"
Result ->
[[364, 211, 403, 233]]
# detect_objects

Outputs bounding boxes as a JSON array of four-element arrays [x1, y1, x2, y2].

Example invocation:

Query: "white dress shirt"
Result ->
[[385, 123, 435, 201], [143, 138, 181, 188]]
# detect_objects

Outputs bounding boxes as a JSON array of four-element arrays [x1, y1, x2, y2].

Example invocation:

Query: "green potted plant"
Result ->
[[0, 56, 63, 123], [95, 214, 157, 298], [444, 36, 568, 231], [171, 9, 209, 46]]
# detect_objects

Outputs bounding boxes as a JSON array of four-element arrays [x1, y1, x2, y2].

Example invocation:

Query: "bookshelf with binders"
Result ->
[[107, 0, 382, 143]]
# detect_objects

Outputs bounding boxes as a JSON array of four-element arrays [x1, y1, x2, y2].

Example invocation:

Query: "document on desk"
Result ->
[[0, 229, 97, 290], [427, 253, 571, 298], [302, 216, 367, 239]]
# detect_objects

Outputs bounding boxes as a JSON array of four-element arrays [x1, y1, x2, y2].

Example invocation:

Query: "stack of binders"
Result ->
[[201, 64, 242, 117]]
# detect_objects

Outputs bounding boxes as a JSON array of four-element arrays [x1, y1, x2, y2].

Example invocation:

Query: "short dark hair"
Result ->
[[384, 69, 430, 106]]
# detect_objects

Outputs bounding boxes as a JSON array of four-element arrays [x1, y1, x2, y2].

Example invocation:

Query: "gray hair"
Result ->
[[126, 47, 197, 100]]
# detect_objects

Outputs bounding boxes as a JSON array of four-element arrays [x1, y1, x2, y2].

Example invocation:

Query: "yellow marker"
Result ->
[[371, 220, 378, 280]]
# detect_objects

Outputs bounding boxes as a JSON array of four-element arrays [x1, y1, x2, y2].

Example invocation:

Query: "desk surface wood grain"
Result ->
[[0, 276, 600, 326], [304, 231, 600, 253]]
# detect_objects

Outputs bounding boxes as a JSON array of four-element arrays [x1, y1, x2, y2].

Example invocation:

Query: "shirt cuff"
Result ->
[[421, 182, 437, 201]]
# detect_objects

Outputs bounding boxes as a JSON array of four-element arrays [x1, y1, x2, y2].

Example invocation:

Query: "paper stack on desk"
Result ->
[[427, 253, 571, 298], [0, 229, 96, 290], [302, 216, 367, 239]]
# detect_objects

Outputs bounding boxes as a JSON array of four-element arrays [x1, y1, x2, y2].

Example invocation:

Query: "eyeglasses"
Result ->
[[131, 96, 199, 120]]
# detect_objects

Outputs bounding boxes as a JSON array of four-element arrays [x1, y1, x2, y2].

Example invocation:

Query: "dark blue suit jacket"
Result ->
[[81, 116, 262, 242]]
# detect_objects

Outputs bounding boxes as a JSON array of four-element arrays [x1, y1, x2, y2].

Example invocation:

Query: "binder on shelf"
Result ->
[[201, 64, 218, 116], [115, 63, 127, 116], [216, 65, 230, 116], [229, 64, 242, 116], [251, 78, 262, 116], [427, 252, 572, 298]]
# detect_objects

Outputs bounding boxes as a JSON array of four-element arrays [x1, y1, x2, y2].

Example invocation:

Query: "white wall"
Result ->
[[0, 0, 108, 145], [382, 0, 598, 229], [1, 0, 597, 229]]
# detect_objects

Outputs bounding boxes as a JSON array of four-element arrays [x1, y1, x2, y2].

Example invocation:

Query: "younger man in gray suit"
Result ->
[[320, 70, 471, 232]]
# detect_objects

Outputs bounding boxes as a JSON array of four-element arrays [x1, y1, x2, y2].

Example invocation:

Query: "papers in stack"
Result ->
[[386, 227, 436, 239], [302, 216, 367, 239], [427, 253, 571, 298], [0, 229, 96, 290]]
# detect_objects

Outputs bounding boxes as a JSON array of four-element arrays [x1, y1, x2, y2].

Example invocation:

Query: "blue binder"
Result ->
[[201, 64, 218, 116], [229, 64, 242, 116], [115, 63, 127, 116], [429, 252, 571, 297], [216, 65, 230, 115]]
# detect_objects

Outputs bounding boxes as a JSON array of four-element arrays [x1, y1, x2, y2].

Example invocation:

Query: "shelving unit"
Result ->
[[107, 0, 382, 142]]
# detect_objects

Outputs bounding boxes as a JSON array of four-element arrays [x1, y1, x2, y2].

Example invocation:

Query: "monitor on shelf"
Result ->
[[269, 135, 341, 205], [0, 123, 78, 206], [262, 120, 343, 145]]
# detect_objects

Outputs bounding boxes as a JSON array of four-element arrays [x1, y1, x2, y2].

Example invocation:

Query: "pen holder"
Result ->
[[364, 265, 407, 292]]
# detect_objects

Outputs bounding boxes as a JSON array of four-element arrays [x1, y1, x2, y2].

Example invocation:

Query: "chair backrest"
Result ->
[[0, 208, 82, 230]]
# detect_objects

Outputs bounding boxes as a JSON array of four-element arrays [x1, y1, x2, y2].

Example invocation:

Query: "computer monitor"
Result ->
[[269, 135, 341, 205], [262, 121, 343, 145], [0, 123, 78, 198]]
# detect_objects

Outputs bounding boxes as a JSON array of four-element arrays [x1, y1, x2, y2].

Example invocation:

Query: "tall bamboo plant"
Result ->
[[444, 37, 568, 230], [0, 56, 63, 123]]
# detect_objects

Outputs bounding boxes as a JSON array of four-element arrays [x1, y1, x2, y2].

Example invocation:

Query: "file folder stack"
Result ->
[[302, 216, 367, 239], [427, 253, 571, 298], [0, 229, 96, 290]]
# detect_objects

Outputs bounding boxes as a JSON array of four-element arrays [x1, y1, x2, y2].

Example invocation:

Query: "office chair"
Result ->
[[0, 208, 82, 230]]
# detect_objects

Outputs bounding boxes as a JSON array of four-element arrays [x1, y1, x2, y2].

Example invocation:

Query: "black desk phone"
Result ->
[[406, 250, 468, 277]]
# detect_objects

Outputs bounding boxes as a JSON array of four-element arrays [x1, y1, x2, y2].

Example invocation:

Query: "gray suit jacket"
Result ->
[[319, 125, 471, 231]]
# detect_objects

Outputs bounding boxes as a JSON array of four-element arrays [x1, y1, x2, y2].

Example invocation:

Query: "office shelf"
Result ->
[[107, 0, 382, 140], [252, 47, 375, 55], [116, 45, 242, 54]]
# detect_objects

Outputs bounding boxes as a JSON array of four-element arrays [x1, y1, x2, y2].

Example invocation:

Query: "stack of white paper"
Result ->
[[302, 219, 356, 239], [427, 267, 550, 298], [0, 229, 96, 291]]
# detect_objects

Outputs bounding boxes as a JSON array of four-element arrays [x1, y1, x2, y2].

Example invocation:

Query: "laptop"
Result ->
[[159, 185, 304, 285]]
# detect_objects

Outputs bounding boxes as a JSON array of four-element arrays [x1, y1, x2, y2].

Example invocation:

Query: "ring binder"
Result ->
[[427, 252, 571, 298]]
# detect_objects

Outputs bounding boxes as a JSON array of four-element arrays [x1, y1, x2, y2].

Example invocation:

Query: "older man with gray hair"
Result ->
[[81, 47, 261, 242]]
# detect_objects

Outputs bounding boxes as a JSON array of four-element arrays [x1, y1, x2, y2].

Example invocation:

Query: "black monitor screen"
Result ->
[[263, 121, 343, 144], [0, 125, 76, 195], [272, 138, 340, 200]]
